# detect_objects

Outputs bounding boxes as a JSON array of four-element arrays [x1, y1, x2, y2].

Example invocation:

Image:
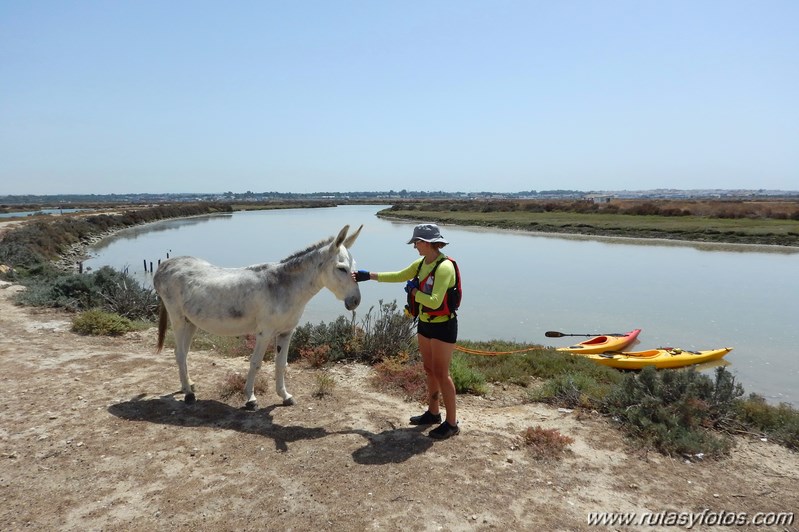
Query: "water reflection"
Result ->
[[91, 214, 233, 252]]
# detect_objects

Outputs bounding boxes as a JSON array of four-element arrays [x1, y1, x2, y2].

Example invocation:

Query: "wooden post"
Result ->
[[143, 259, 147, 272], [149, 261, 153, 273]]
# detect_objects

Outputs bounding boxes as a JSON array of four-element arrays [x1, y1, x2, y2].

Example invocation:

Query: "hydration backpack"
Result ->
[[405, 256, 462, 318]]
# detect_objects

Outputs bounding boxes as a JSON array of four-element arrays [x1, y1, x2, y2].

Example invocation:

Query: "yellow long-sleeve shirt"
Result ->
[[376, 255, 456, 323]]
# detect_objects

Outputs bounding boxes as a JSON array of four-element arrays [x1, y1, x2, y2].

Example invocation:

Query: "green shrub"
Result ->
[[290, 301, 416, 364], [352, 300, 417, 363], [603, 366, 743, 458], [289, 316, 355, 362], [531, 372, 616, 409], [735, 394, 799, 451], [71, 309, 135, 336], [450, 354, 487, 394], [456, 342, 622, 389], [15, 266, 158, 319], [90, 266, 158, 320], [17, 273, 100, 311], [455, 342, 545, 386]]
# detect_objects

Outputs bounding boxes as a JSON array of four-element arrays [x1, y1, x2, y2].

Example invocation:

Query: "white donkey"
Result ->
[[154, 224, 362, 410]]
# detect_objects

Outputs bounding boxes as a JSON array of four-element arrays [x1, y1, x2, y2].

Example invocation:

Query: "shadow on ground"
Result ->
[[108, 394, 434, 461]]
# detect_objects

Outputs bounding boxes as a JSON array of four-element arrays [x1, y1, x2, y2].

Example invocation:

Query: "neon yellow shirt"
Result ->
[[376, 255, 456, 323]]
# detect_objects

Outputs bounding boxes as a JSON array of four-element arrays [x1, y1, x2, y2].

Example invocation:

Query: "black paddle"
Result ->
[[545, 331, 626, 338]]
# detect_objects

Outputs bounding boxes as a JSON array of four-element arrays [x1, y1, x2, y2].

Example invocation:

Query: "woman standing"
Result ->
[[353, 223, 460, 440]]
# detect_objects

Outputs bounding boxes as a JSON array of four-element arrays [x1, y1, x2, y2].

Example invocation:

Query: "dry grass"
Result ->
[[520, 426, 575, 460], [218, 372, 270, 401], [371, 356, 428, 404], [313, 372, 336, 398]]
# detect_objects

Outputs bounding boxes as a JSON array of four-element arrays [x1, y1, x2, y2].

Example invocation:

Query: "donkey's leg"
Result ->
[[274, 331, 295, 406], [173, 319, 198, 403], [243, 332, 273, 410]]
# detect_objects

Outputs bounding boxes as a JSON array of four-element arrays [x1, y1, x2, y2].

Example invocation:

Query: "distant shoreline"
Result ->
[[376, 208, 799, 251]]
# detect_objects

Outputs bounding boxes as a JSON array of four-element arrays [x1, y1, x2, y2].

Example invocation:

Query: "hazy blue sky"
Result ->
[[2, 1, 797, 195]]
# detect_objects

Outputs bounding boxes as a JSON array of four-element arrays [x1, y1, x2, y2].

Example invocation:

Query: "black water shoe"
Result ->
[[409, 411, 441, 425], [429, 421, 460, 440]]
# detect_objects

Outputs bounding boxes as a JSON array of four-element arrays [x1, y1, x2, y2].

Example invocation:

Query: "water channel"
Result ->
[[83, 204, 799, 406]]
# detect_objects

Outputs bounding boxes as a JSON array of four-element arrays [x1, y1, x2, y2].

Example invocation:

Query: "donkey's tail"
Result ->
[[156, 300, 168, 353]]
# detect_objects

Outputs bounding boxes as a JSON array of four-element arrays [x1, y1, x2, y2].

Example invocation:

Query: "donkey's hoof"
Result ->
[[185, 393, 196, 404], [243, 400, 257, 411], [282, 396, 296, 406]]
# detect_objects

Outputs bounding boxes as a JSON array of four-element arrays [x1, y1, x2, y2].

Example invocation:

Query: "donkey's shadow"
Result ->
[[107, 395, 433, 461]]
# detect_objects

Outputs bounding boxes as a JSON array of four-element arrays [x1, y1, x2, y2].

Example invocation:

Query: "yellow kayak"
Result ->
[[583, 347, 733, 370], [555, 329, 641, 354]]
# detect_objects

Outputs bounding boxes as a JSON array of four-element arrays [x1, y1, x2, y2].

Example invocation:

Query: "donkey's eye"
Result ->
[[337, 266, 348, 274]]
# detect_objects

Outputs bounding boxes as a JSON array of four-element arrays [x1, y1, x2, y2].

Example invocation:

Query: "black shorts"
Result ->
[[417, 317, 458, 344]]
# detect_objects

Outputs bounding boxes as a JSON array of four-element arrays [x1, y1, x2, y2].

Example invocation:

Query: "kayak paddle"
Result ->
[[545, 330, 626, 338]]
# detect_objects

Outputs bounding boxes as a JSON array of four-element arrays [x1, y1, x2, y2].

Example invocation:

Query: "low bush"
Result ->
[[313, 373, 336, 398], [288, 316, 356, 362], [450, 354, 487, 394], [520, 426, 574, 460], [372, 356, 428, 404], [603, 366, 744, 458], [290, 301, 416, 364], [351, 300, 417, 363], [299, 344, 332, 368], [735, 394, 799, 451], [531, 372, 616, 409], [90, 266, 158, 319], [15, 266, 158, 320], [71, 309, 135, 336]]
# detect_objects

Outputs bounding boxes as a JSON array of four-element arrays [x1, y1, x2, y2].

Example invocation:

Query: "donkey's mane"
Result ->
[[280, 236, 334, 265], [243, 236, 336, 275]]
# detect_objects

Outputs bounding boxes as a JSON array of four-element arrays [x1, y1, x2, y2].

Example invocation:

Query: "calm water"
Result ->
[[0, 208, 88, 218], [84, 205, 799, 406]]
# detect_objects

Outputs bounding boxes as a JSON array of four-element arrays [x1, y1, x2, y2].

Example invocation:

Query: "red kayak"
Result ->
[[556, 329, 642, 355]]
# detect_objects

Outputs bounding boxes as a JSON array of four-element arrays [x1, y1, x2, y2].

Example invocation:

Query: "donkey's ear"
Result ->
[[343, 224, 363, 249], [332, 225, 350, 250]]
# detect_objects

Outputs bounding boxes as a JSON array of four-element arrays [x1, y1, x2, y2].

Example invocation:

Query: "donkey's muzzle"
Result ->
[[344, 294, 361, 311]]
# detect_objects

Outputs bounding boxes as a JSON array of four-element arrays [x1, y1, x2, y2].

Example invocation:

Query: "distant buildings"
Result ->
[[1, 188, 797, 206]]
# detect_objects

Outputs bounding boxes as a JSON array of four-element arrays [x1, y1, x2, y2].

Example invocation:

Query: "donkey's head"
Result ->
[[322, 224, 363, 311]]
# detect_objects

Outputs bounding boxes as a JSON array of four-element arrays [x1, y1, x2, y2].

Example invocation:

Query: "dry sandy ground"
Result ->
[[0, 283, 797, 531]]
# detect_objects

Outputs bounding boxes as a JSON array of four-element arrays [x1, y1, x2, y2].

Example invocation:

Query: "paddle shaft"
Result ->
[[545, 331, 626, 338]]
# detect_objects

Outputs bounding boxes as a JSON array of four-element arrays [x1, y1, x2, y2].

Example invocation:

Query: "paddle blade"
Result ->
[[545, 331, 565, 338]]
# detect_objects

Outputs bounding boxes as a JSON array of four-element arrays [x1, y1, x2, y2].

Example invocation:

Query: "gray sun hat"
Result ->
[[407, 223, 449, 245]]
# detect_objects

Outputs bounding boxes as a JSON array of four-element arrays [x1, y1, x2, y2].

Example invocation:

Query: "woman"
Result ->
[[353, 223, 460, 440]]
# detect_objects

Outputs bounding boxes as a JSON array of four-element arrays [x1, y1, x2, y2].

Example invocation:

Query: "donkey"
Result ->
[[154, 224, 362, 410]]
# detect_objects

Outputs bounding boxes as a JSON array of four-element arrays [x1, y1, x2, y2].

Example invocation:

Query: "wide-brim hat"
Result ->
[[407, 223, 449, 245]]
